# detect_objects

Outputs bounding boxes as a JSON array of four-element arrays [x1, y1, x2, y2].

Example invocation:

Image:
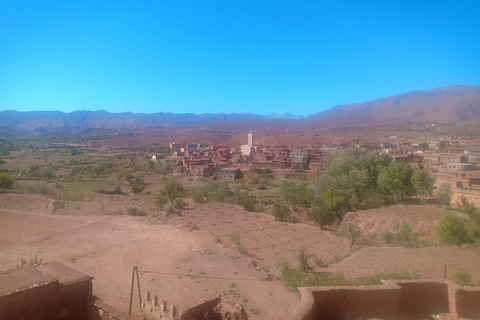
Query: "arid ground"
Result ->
[[1, 194, 480, 319]]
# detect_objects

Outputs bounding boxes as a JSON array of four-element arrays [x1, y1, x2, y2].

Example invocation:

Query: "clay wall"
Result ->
[[311, 285, 400, 320], [57, 280, 93, 317], [454, 288, 480, 319], [0, 282, 58, 320], [179, 296, 221, 319], [397, 281, 449, 318], [289, 280, 480, 320]]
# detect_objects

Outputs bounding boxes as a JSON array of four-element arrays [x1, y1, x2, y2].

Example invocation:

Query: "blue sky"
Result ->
[[1, 0, 479, 116]]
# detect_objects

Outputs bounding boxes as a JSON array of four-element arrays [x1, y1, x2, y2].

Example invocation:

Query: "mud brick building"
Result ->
[[0, 262, 93, 320]]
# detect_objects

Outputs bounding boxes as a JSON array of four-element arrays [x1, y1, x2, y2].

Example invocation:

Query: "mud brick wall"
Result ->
[[397, 281, 449, 317], [311, 285, 400, 320], [0, 282, 58, 320], [57, 280, 93, 317], [455, 288, 480, 319], [179, 296, 221, 319]]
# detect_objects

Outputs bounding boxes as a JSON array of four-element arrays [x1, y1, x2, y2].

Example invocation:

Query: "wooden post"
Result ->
[[444, 264, 447, 280], [129, 266, 142, 315]]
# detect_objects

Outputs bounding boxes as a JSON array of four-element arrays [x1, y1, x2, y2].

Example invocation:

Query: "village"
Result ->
[[151, 131, 480, 209]]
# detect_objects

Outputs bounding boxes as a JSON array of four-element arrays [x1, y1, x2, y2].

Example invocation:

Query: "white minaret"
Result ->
[[248, 131, 253, 147]]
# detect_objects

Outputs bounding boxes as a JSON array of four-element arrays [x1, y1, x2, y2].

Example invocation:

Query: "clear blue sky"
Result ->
[[1, 0, 479, 116]]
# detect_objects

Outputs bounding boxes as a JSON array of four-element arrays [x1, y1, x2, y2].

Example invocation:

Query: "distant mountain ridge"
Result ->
[[1, 85, 479, 136], [308, 85, 480, 122]]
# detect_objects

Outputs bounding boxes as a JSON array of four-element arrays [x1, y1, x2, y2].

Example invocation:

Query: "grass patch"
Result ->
[[281, 261, 420, 288]]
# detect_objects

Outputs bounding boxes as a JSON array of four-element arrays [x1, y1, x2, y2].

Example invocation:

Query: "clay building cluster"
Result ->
[[152, 132, 328, 179]]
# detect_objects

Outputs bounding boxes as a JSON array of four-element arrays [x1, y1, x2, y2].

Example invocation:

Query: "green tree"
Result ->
[[179, 166, 186, 174], [309, 205, 336, 229], [321, 149, 391, 204], [319, 189, 347, 218], [154, 193, 168, 210], [130, 176, 146, 194], [395, 222, 417, 247], [436, 182, 453, 209], [279, 182, 312, 208], [459, 199, 477, 217], [377, 162, 413, 202], [435, 212, 468, 245], [411, 170, 436, 204], [162, 181, 184, 204], [0, 172, 14, 189], [190, 186, 207, 203], [271, 200, 290, 222]]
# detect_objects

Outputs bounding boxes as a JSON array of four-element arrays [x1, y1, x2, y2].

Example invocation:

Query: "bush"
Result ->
[[0, 172, 14, 189], [379, 231, 395, 244], [131, 183, 145, 194], [52, 198, 65, 213], [126, 207, 147, 216], [453, 271, 472, 286], [173, 198, 187, 209], [271, 200, 290, 222], [435, 213, 468, 245], [395, 222, 417, 247], [190, 186, 207, 203]]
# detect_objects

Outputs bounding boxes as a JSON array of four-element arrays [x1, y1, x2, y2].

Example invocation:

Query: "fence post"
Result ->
[[444, 264, 447, 280]]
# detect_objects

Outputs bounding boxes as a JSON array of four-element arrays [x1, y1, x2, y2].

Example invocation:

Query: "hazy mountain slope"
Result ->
[[1, 85, 479, 136], [0, 110, 267, 135], [309, 85, 480, 122]]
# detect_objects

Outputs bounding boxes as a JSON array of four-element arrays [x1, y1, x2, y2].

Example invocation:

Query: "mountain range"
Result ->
[[1, 85, 479, 136]]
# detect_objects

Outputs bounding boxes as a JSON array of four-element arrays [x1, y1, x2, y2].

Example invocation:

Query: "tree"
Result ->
[[309, 206, 335, 229], [279, 182, 312, 208], [436, 182, 453, 209], [154, 193, 168, 210], [411, 170, 436, 204], [178, 166, 186, 174], [377, 162, 413, 202], [337, 223, 363, 250], [162, 181, 184, 204], [271, 200, 290, 221], [0, 172, 14, 189], [435, 212, 468, 245], [395, 222, 417, 247], [459, 199, 477, 217], [322, 149, 391, 203], [130, 176, 145, 194], [319, 189, 346, 218]]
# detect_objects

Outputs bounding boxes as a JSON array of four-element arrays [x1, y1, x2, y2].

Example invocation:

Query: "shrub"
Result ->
[[131, 183, 145, 194], [0, 172, 14, 189], [52, 198, 65, 213], [271, 200, 290, 222], [298, 248, 312, 272], [126, 207, 147, 216], [379, 231, 395, 244], [155, 194, 168, 210], [435, 213, 468, 245], [190, 186, 207, 203], [395, 222, 417, 247], [453, 271, 472, 286], [173, 198, 187, 209]]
